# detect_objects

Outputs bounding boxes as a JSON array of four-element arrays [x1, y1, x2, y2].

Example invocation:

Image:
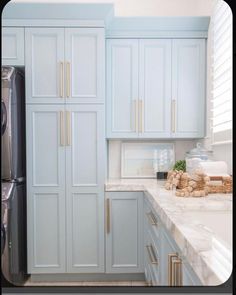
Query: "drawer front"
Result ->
[[144, 197, 160, 240], [144, 229, 160, 285], [2, 27, 24, 65]]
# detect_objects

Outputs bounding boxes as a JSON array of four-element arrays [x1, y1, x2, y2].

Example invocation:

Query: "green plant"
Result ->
[[173, 160, 186, 172]]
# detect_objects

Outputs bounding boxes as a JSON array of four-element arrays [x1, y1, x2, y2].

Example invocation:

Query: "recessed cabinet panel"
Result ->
[[33, 193, 63, 268], [2, 27, 24, 65], [25, 28, 64, 103], [32, 111, 59, 186], [139, 40, 171, 137], [106, 192, 144, 273], [106, 39, 139, 137], [172, 39, 205, 137], [68, 108, 99, 186], [65, 28, 105, 103], [66, 193, 104, 272]]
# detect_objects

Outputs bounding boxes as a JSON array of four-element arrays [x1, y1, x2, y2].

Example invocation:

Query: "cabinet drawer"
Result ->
[[144, 197, 160, 239], [2, 27, 24, 65]]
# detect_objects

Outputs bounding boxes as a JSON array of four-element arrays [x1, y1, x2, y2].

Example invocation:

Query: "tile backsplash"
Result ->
[[108, 140, 196, 179]]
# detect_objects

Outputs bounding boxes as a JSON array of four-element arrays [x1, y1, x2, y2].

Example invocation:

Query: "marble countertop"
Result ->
[[105, 178, 232, 285]]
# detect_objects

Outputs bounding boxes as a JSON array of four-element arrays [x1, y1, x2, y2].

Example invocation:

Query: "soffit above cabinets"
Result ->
[[2, 2, 210, 38]]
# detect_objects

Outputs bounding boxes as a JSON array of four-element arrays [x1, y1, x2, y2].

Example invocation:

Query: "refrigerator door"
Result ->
[[1, 66, 25, 181]]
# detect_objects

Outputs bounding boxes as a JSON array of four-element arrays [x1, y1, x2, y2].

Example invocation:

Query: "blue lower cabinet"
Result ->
[[105, 192, 144, 273]]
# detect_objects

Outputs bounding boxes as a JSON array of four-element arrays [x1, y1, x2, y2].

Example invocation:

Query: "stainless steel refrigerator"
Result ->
[[1, 66, 28, 285]]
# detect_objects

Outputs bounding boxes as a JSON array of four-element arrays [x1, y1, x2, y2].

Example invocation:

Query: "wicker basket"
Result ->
[[207, 176, 232, 194]]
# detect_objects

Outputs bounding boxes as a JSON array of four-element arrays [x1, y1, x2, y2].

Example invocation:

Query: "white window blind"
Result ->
[[211, 0, 232, 145]]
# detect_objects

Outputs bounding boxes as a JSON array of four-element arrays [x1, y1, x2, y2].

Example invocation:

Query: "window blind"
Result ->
[[211, 0, 232, 145]]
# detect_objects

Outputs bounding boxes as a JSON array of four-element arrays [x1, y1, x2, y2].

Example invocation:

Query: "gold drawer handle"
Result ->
[[172, 258, 183, 286], [59, 61, 64, 98], [146, 211, 158, 226], [171, 100, 176, 133], [139, 99, 143, 133], [106, 198, 110, 234], [60, 111, 64, 146], [66, 61, 70, 98], [168, 253, 178, 286], [66, 111, 71, 146], [146, 245, 158, 265]]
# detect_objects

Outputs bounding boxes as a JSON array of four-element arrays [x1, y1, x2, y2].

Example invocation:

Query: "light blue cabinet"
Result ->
[[106, 38, 206, 139], [2, 27, 25, 66], [25, 28, 65, 104], [26, 104, 105, 273], [65, 28, 105, 103], [143, 195, 202, 286], [65, 104, 105, 272], [172, 39, 206, 138], [25, 27, 105, 104], [106, 192, 144, 273], [106, 39, 139, 138], [139, 39, 172, 138], [26, 105, 66, 273]]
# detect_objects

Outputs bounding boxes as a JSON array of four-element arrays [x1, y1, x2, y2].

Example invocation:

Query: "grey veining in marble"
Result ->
[[105, 178, 232, 285]]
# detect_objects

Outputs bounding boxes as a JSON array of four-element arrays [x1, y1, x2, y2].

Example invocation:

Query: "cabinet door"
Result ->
[[2, 27, 24, 66], [25, 28, 65, 104], [172, 39, 206, 138], [139, 40, 172, 138], [26, 105, 66, 273], [65, 28, 105, 103], [106, 39, 139, 138], [65, 104, 105, 272], [106, 192, 144, 273]]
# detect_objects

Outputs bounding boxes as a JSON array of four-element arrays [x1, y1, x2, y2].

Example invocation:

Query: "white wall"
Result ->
[[108, 140, 197, 179], [12, 0, 214, 16]]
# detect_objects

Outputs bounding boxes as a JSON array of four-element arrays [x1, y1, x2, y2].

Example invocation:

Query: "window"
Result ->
[[211, 0, 232, 145]]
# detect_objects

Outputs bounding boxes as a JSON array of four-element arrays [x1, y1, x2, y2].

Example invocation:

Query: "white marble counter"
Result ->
[[105, 178, 232, 285]]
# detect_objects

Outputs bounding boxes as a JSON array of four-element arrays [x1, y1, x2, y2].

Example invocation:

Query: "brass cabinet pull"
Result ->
[[60, 111, 64, 146], [147, 280, 153, 286], [139, 100, 143, 133], [106, 198, 110, 234], [168, 253, 178, 286], [172, 258, 183, 286], [60, 62, 64, 98], [66, 61, 70, 98], [146, 212, 158, 226], [66, 111, 71, 146], [146, 245, 158, 265], [171, 100, 176, 133], [135, 100, 139, 133]]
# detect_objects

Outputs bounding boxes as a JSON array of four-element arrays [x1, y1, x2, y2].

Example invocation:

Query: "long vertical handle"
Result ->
[[66, 111, 71, 146], [139, 100, 143, 133], [168, 253, 178, 286], [106, 198, 110, 234], [171, 100, 176, 133], [66, 62, 70, 98], [60, 62, 64, 98], [173, 258, 182, 286], [135, 100, 139, 133], [60, 111, 64, 146]]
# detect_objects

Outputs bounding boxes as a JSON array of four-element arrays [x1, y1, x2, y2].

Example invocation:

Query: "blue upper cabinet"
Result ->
[[2, 27, 25, 66], [106, 39, 139, 138], [65, 28, 105, 104], [139, 40, 172, 138], [171, 39, 206, 138], [25, 27, 105, 104], [25, 28, 65, 104], [106, 38, 206, 139]]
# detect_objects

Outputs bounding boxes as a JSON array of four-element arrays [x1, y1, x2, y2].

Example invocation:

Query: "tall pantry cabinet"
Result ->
[[25, 27, 105, 273]]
